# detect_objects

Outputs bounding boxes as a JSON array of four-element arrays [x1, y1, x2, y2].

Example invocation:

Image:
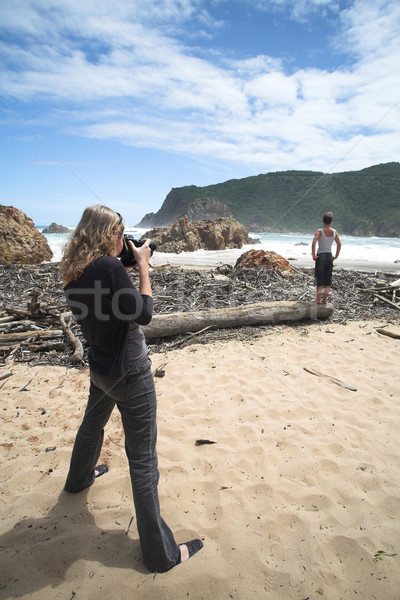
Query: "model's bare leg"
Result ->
[[322, 286, 331, 304], [315, 286, 323, 304]]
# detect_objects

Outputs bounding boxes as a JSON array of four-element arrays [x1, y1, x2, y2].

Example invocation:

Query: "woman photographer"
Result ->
[[60, 205, 202, 572]]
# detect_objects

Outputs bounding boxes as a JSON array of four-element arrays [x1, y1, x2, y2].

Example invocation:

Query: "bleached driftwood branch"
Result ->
[[59, 312, 84, 364], [373, 293, 400, 310], [304, 367, 357, 391], [0, 369, 12, 381], [376, 328, 400, 339]]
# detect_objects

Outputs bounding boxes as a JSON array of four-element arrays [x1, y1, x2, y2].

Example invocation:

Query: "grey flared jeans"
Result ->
[[64, 356, 180, 572]]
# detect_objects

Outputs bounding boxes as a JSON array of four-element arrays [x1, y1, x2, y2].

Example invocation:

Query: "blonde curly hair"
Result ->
[[60, 205, 124, 284]]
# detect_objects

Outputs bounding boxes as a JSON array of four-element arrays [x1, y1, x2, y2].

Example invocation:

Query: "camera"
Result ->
[[118, 234, 156, 267]]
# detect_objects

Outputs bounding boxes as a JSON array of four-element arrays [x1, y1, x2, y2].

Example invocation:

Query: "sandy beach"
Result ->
[[1, 317, 400, 600]]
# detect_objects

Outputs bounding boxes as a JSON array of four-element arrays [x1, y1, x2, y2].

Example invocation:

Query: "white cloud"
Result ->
[[340, 0, 400, 56], [254, 0, 340, 21], [0, 0, 399, 174], [244, 72, 298, 106]]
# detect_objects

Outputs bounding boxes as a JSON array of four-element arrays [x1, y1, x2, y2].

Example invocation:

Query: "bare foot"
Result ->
[[178, 539, 203, 564], [94, 465, 108, 478], [180, 544, 189, 563]]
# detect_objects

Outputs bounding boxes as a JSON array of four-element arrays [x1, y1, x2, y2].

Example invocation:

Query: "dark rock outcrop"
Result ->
[[235, 249, 294, 278], [137, 191, 232, 228], [348, 221, 400, 237], [187, 198, 232, 222], [42, 222, 70, 234], [145, 216, 258, 253], [0, 205, 53, 265]]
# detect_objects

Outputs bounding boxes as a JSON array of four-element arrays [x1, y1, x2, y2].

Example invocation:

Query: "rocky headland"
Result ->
[[137, 163, 400, 237]]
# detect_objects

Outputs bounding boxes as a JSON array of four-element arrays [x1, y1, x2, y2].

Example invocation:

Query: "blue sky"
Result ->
[[1, 0, 399, 226]]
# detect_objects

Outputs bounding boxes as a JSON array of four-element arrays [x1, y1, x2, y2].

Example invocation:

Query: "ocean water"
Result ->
[[39, 227, 400, 273]]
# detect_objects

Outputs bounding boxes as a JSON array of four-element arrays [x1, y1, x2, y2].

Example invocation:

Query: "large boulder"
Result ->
[[235, 249, 294, 278], [145, 216, 258, 253], [0, 205, 53, 264]]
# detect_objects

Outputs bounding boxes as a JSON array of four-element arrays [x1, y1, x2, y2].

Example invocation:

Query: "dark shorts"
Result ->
[[315, 252, 333, 287]]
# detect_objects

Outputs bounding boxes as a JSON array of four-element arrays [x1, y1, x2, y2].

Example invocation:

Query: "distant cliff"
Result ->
[[138, 194, 233, 228], [42, 222, 70, 234], [137, 162, 400, 237]]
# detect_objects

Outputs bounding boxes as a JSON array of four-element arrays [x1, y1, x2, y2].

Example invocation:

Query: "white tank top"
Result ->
[[318, 228, 336, 254]]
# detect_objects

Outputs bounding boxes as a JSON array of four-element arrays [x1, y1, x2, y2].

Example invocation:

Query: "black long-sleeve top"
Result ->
[[64, 256, 153, 377]]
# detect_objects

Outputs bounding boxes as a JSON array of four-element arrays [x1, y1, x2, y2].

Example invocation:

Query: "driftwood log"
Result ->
[[0, 329, 64, 343], [142, 300, 332, 339]]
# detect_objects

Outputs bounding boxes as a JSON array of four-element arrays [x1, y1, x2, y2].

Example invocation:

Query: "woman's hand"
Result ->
[[127, 239, 151, 268], [127, 239, 152, 296]]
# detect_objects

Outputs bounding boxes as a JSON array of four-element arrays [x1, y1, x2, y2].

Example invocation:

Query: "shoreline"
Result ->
[[150, 253, 400, 275], [40, 256, 400, 275], [290, 256, 400, 275]]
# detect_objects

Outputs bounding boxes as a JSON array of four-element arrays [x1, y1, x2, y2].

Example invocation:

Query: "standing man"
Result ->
[[312, 211, 341, 304]]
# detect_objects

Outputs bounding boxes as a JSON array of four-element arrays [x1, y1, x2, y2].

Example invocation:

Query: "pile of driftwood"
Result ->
[[0, 261, 399, 367], [357, 276, 400, 311], [0, 263, 82, 368]]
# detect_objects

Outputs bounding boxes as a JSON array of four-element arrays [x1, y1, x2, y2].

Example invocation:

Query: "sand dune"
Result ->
[[1, 319, 400, 599]]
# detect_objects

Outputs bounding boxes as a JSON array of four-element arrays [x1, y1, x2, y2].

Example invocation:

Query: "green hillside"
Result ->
[[138, 162, 400, 236]]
